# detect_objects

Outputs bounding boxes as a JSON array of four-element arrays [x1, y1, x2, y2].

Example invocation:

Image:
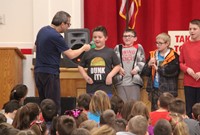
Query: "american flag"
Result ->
[[119, 0, 141, 29]]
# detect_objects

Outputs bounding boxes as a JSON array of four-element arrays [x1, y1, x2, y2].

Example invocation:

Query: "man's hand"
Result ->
[[82, 44, 91, 51]]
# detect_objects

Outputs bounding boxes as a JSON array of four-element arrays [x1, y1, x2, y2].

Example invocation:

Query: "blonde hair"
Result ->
[[89, 90, 111, 114], [91, 125, 116, 135], [156, 33, 171, 46], [169, 113, 189, 135]]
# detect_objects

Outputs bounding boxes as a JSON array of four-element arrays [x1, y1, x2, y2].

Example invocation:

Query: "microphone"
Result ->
[[89, 41, 96, 49]]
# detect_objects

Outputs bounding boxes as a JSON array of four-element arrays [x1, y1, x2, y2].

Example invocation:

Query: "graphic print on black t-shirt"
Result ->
[[90, 57, 106, 82]]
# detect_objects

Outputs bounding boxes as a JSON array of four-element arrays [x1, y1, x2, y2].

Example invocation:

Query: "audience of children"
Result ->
[[1, 77, 200, 135]]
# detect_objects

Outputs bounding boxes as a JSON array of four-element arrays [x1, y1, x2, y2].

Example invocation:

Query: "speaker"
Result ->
[[24, 97, 40, 105], [60, 97, 76, 115], [62, 28, 90, 68]]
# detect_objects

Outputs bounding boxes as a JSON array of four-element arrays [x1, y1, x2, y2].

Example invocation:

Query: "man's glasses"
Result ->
[[65, 22, 71, 27], [123, 35, 135, 38]]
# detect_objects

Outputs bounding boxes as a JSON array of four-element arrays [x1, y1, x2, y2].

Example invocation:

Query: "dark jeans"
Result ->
[[184, 86, 200, 118], [34, 72, 61, 114]]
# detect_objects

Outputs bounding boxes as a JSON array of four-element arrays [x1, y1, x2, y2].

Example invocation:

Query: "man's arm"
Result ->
[[63, 44, 90, 59]]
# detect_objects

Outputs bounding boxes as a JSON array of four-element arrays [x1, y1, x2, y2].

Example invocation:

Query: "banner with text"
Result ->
[[168, 31, 190, 55]]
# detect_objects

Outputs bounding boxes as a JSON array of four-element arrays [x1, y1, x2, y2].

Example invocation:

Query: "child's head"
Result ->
[[0, 122, 20, 135], [92, 26, 108, 49], [168, 98, 185, 115], [129, 101, 149, 121], [189, 19, 200, 41], [192, 103, 200, 121], [91, 125, 116, 135], [110, 94, 124, 115], [10, 84, 28, 105], [123, 29, 137, 46], [71, 128, 91, 135], [169, 113, 189, 135], [64, 108, 88, 127], [154, 119, 172, 135], [128, 115, 148, 135], [158, 92, 174, 110], [12, 102, 40, 130], [156, 33, 171, 52], [89, 90, 111, 114], [4, 100, 21, 120], [100, 109, 116, 126], [120, 100, 136, 121], [77, 93, 91, 111], [40, 99, 57, 122], [79, 120, 98, 131], [113, 118, 127, 132], [56, 115, 76, 135]]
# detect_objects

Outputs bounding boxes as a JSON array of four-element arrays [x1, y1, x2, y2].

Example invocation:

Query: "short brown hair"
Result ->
[[192, 103, 200, 121], [190, 19, 200, 28]]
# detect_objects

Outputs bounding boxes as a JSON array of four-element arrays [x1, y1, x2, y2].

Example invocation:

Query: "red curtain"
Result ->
[[84, 0, 200, 57]]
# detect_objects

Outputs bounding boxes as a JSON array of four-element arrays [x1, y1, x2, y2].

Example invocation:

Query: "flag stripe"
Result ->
[[119, 0, 141, 29]]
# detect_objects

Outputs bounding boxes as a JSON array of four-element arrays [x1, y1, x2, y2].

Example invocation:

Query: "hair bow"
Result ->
[[64, 108, 83, 118]]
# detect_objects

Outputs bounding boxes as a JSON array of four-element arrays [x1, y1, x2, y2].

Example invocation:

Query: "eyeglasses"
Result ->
[[156, 42, 166, 46], [123, 35, 135, 38], [65, 22, 71, 27]]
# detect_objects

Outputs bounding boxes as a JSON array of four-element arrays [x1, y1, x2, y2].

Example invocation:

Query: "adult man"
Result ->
[[34, 11, 90, 114]]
